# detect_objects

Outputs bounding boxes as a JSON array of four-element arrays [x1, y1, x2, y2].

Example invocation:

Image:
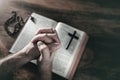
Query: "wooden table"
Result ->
[[0, 0, 120, 80]]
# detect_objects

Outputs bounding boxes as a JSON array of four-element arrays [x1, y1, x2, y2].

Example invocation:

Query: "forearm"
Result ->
[[0, 50, 32, 77], [38, 59, 52, 80]]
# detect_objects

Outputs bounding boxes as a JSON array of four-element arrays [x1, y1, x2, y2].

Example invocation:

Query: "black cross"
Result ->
[[66, 31, 79, 49]]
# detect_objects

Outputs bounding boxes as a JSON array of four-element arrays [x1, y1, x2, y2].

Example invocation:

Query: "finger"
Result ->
[[48, 43, 61, 53], [35, 27, 55, 35], [37, 41, 48, 52], [47, 33, 60, 43], [32, 34, 53, 44], [49, 42, 61, 61], [52, 29, 60, 43], [37, 41, 50, 58]]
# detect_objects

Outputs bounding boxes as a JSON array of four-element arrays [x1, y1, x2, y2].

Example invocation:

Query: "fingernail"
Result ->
[[37, 41, 42, 46]]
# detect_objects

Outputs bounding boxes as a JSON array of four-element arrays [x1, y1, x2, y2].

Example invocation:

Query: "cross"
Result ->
[[66, 31, 79, 49]]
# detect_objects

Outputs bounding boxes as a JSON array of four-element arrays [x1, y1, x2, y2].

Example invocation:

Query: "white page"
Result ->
[[52, 22, 85, 78]]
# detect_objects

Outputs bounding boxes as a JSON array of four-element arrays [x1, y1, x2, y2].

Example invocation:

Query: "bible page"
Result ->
[[52, 22, 85, 78]]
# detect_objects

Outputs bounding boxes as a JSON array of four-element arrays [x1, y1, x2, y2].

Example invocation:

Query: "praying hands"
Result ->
[[0, 28, 60, 80]]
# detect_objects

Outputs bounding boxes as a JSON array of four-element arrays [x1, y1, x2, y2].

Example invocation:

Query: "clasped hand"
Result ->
[[21, 28, 60, 62]]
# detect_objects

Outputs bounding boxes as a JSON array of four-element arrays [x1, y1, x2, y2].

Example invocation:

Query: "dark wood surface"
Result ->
[[0, 0, 120, 80]]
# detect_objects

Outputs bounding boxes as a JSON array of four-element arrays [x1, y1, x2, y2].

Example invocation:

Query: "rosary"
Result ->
[[4, 11, 25, 37]]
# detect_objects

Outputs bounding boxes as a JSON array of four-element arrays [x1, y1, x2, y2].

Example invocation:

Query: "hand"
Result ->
[[37, 41, 52, 80], [21, 28, 60, 60], [35, 28, 60, 80], [37, 41, 51, 61], [36, 30, 61, 69], [20, 28, 59, 60], [32, 28, 61, 53]]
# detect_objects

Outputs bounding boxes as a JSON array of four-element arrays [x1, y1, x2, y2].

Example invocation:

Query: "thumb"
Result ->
[[37, 41, 50, 59]]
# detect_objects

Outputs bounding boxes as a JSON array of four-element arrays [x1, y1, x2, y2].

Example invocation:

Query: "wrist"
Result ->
[[20, 42, 39, 60], [37, 57, 52, 69], [18, 49, 33, 61]]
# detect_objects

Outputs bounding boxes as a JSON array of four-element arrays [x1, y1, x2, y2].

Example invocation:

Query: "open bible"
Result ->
[[9, 13, 89, 80]]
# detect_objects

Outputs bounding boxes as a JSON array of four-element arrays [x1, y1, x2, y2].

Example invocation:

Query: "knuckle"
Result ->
[[42, 45, 48, 50], [42, 33, 47, 37], [41, 45, 49, 53], [37, 41, 42, 46]]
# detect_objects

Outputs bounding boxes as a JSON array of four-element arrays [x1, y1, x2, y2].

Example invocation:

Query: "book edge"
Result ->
[[66, 32, 89, 80], [9, 14, 32, 53]]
